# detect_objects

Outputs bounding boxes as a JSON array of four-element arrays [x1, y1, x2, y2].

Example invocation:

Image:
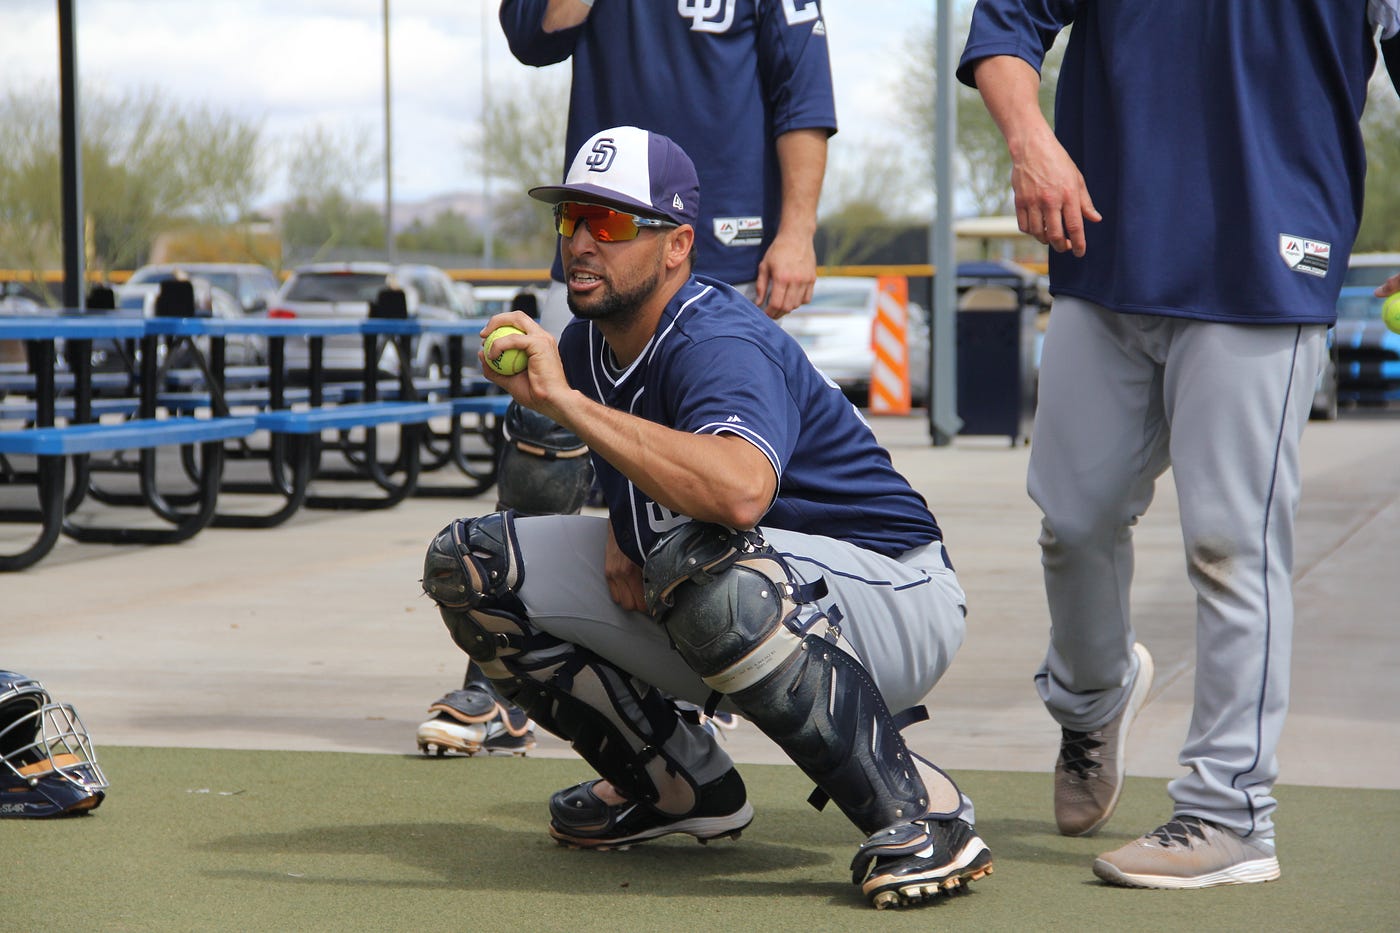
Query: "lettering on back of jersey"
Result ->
[[782, 0, 821, 26], [678, 0, 735, 33], [1278, 234, 1330, 278]]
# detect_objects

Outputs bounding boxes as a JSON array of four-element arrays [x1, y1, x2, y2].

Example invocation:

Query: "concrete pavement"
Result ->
[[5, 410, 1399, 790]]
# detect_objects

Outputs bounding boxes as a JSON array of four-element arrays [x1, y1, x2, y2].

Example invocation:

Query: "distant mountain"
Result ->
[[259, 191, 491, 233], [391, 192, 489, 230]]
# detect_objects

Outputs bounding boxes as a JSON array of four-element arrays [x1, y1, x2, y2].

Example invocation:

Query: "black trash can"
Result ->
[[955, 285, 1037, 446]]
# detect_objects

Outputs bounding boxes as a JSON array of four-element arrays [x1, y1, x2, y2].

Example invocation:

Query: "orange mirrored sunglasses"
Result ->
[[554, 202, 677, 242]]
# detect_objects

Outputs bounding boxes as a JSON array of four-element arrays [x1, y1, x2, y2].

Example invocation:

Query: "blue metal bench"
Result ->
[[207, 401, 454, 520], [0, 415, 258, 571]]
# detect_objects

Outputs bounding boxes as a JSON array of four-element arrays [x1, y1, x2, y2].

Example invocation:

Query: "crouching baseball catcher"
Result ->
[[418, 125, 992, 911], [423, 511, 987, 908]]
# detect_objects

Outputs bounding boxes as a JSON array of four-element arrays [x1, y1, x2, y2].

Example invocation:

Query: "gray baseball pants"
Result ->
[[1028, 296, 1325, 839], [510, 514, 968, 787]]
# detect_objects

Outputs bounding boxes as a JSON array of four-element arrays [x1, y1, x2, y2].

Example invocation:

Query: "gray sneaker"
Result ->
[[1093, 815, 1280, 889], [1054, 642, 1154, 836]]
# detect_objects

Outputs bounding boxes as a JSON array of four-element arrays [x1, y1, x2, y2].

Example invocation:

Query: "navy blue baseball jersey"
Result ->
[[558, 276, 940, 566], [501, 0, 837, 287], [957, 0, 1377, 326]]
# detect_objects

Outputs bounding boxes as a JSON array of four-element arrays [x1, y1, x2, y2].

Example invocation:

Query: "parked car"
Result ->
[[1334, 284, 1400, 407], [1343, 252, 1400, 290], [85, 276, 264, 373], [267, 262, 478, 380], [777, 276, 931, 406], [470, 284, 547, 321], [126, 262, 281, 314]]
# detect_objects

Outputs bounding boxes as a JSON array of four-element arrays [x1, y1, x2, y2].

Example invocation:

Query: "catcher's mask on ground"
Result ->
[[0, 670, 109, 818]]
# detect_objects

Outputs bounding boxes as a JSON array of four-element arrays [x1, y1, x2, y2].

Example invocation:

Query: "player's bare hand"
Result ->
[[1011, 124, 1101, 257], [477, 311, 571, 413], [1375, 271, 1400, 298], [755, 230, 816, 319], [605, 523, 647, 613]]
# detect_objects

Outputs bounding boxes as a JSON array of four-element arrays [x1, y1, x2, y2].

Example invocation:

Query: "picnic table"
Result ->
[[0, 308, 510, 569]]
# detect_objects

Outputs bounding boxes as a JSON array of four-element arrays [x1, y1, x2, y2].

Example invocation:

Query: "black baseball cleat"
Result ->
[[548, 768, 754, 851], [851, 817, 994, 909]]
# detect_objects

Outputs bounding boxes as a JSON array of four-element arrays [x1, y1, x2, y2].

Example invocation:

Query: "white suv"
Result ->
[[268, 262, 479, 381]]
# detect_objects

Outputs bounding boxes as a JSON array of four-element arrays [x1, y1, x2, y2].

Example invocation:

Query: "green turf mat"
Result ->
[[4, 747, 1395, 931]]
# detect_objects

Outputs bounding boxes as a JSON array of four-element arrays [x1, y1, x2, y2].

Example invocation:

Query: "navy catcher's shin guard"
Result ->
[[643, 522, 964, 836]]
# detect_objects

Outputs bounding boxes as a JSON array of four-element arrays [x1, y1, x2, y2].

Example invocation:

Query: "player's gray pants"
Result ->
[[509, 514, 967, 794], [1028, 297, 1325, 840]]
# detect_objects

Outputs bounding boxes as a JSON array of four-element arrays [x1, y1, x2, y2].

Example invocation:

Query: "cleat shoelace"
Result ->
[[1146, 816, 1211, 849], [1059, 728, 1105, 780]]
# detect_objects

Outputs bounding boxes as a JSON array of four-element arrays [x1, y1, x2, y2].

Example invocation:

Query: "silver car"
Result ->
[[268, 262, 478, 381], [87, 276, 263, 374], [777, 276, 931, 406], [126, 262, 281, 314]]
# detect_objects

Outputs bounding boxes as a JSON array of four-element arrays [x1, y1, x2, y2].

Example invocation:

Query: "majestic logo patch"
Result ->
[[586, 138, 618, 173], [713, 217, 763, 247], [1279, 234, 1330, 278]]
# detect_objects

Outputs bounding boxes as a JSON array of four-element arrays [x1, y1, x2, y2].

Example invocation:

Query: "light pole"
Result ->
[[481, 1, 495, 267], [383, 0, 396, 263], [928, 0, 961, 445]]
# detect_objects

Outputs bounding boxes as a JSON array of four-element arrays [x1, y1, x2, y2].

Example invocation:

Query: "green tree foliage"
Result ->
[[469, 73, 571, 265], [0, 84, 263, 288], [818, 147, 920, 265], [395, 209, 484, 256], [1357, 72, 1400, 252], [277, 125, 385, 260], [891, 12, 1063, 218]]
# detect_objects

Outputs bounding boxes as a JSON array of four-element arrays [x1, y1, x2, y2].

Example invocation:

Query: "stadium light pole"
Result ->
[[482, 1, 495, 266], [383, 0, 396, 263], [928, 0, 962, 445]]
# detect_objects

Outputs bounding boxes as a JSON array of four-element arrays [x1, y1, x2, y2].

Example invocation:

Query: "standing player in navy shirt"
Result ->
[[419, 127, 991, 910], [500, 0, 836, 328], [959, 0, 1399, 890]]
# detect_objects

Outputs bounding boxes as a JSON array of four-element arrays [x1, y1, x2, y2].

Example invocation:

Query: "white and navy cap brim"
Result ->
[[529, 126, 699, 228]]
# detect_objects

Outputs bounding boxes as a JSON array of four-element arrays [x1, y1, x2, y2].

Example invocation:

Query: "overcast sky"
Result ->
[[1, 0, 941, 208]]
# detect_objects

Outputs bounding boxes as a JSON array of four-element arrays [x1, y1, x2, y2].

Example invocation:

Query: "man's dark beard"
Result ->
[[566, 262, 661, 327]]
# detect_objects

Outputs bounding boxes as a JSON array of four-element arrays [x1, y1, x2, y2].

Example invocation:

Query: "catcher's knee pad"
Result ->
[[421, 510, 546, 667], [495, 402, 594, 516], [644, 522, 963, 835]]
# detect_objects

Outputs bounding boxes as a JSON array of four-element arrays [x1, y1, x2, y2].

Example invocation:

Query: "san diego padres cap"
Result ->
[[528, 125, 700, 228]]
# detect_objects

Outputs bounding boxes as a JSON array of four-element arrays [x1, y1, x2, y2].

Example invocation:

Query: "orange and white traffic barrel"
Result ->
[[869, 276, 911, 415]]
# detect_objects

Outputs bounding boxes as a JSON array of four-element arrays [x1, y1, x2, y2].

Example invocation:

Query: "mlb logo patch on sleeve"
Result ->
[[1279, 235, 1331, 278]]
